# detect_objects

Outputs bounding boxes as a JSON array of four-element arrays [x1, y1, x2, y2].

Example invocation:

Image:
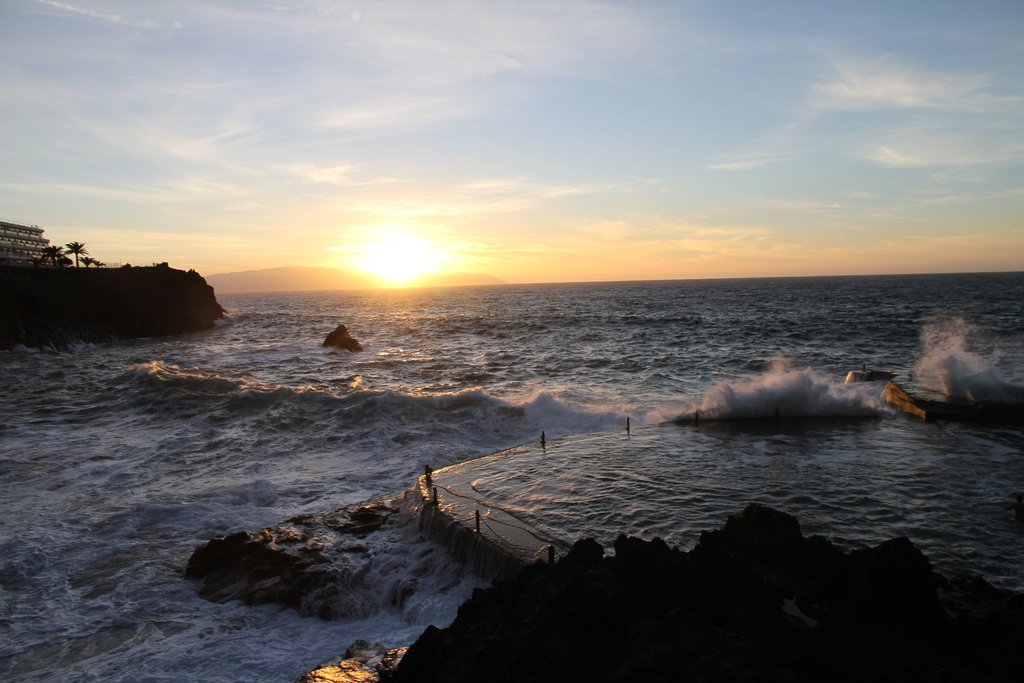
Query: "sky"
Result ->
[[2, 0, 1023, 284]]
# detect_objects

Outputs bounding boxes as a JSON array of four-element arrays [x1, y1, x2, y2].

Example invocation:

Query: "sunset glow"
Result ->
[[1, 1, 1021, 286], [353, 232, 448, 285]]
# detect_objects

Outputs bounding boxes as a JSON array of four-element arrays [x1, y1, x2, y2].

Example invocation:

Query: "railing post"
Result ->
[[432, 486, 438, 505], [475, 509, 481, 533], [541, 431, 546, 449], [626, 416, 630, 435]]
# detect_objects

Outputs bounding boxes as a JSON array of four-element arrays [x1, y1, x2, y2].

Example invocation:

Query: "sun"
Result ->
[[354, 230, 447, 286]]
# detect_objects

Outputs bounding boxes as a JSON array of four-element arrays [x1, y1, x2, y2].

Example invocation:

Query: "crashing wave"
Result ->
[[679, 364, 883, 421], [914, 317, 1024, 402]]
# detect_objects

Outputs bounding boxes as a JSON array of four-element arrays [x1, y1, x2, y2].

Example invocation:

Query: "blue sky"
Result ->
[[1, 0, 1022, 282]]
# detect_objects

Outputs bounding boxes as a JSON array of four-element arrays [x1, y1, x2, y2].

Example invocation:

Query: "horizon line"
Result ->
[[208, 267, 1023, 296]]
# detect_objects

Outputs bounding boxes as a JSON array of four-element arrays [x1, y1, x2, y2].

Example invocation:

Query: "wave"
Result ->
[[914, 316, 1024, 402], [519, 392, 625, 436], [128, 360, 627, 461], [132, 360, 260, 394], [679, 363, 884, 421]]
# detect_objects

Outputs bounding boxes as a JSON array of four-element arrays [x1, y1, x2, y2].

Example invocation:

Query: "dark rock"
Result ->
[[694, 502, 847, 604], [323, 324, 363, 351], [0, 264, 225, 349], [293, 640, 406, 683], [560, 537, 604, 568], [393, 504, 1024, 683], [185, 502, 398, 619], [845, 536, 946, 622]]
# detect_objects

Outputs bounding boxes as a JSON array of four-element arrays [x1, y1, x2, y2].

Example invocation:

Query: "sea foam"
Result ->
[[914, 316, 1024, 402], [682, 363, 884, 420]]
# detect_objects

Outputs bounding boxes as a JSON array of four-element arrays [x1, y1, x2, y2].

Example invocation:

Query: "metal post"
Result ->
[[424, 464, 432, 486], [475, 510, 481, 533], [432, 486, 438, 505], [541, 431, 546, 449], [626, 417, 630, 435]]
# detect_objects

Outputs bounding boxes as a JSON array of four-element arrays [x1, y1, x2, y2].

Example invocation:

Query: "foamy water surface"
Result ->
[[2, 274, 1023, 682]]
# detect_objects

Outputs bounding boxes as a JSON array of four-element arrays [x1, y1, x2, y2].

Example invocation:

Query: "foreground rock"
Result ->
[[394, 504, 1024, 682], [186, 502, 397, 620], [323, 324, 363, 351], [293, 640, 405, 683], [0, 264, 225, 349]]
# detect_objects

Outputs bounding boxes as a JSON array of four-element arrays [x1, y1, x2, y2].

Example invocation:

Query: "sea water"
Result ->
[[2, 273, 1023, 682]]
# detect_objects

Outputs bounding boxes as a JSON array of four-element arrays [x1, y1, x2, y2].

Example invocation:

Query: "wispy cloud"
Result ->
[[710, 47, 1024, 177], [4, 2, 1022, 278], [854, 122, 1024, 168], [318, 96, 483, 131], [33, 0, 182, 29], [278, 164, 361, 185], [312, 1, 658, 83], [811, 59, 982, 110], [341, 176, 661, 218], [709, 156, 790, 171]]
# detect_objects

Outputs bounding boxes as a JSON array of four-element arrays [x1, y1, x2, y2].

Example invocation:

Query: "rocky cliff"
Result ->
[[0, 264, 225, 349], [392, 504, 1024, 683]]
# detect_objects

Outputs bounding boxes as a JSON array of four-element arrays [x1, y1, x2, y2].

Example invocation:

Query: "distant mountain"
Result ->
[[419, 272, 507, 288], [205, 267, 375, 294], [206, 266, 505, 294]]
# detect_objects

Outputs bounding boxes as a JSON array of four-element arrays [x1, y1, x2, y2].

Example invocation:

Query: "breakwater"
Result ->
[[0, 264, 224, 349], [412, 453, 556, 581]]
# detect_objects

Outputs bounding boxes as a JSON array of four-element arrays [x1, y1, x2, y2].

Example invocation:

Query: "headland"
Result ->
[[0, 263, 225, 349]]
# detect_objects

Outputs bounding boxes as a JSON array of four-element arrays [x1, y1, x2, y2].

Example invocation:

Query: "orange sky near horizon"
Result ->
[[2, 1, 1022, 285]]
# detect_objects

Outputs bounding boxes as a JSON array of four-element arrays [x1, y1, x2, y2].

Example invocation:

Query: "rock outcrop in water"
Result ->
[[392, 504, 1024, 682], [186, 502, 396, 620], [0, 264, 225, 349], [323, 323, 363, 352]]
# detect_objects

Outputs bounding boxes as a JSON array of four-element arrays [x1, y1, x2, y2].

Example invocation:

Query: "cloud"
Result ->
[[314, 1, 658, 83], [854, 123, 1024, 168], [6, 0, 665, 192], [709, 157, 789, 171], [811, 59, 981, 110], [570, 219, 639, 242], [858, 144, 926, 168], [318, 95, 483, 131], [278, 163, 362, 185], [32, 0, 182, 29], [340, 176, 660, 218], [763, 198, 845, 212], [712, 50, 1024, 176]]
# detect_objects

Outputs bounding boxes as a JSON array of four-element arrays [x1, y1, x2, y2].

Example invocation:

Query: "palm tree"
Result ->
[[65, 241, 88, 268], [81, 256, 95, 268], [41, 245, 64, 267]]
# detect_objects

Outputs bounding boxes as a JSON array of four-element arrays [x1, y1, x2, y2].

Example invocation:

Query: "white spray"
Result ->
[[683, 358, 883, 420], [913, 316, 1024, 402]]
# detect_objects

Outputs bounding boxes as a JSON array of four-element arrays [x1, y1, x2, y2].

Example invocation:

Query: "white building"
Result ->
[[0, 220, 51, 267]]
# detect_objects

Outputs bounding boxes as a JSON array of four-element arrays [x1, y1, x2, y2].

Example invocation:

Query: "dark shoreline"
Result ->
[[187, 501, 1024, 682], [390, 504, 1024, 682], [0, 264, 225, 349]]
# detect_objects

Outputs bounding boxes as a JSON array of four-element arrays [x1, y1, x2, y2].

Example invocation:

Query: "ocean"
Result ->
[[2, 273, 1023, 682]]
